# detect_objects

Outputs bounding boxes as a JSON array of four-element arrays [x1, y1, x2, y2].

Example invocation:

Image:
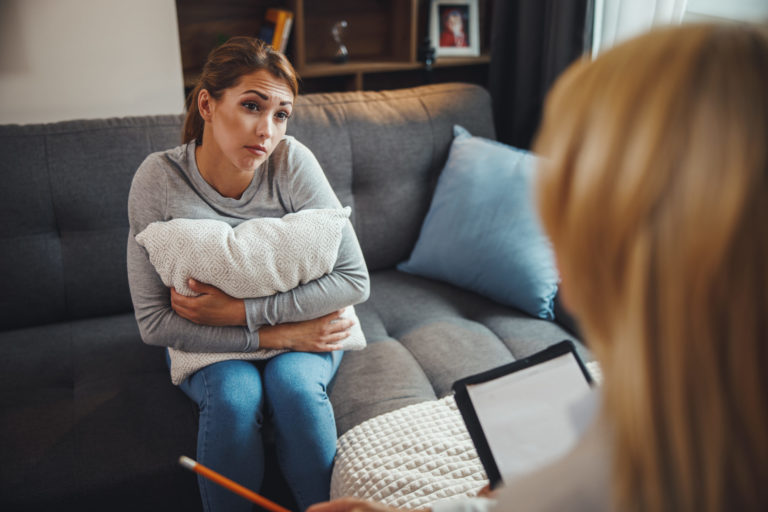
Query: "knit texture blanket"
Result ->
[[135, 207, 366, 385], [331, 395, 488, 509]]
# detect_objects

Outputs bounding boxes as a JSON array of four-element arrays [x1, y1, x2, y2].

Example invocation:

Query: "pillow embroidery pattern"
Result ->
[[135, 207, 366, 385], [137, 207, 351, 298]]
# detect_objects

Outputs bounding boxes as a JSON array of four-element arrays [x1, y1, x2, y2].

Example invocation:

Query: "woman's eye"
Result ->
[[242, 101, 260, 111], [275, 111, 291, 121]]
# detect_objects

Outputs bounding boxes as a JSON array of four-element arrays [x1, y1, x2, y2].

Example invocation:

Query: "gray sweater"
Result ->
[[126, 137, 370, 353]]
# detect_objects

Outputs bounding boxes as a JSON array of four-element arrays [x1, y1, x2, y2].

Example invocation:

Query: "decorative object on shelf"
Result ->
[[258, 8, 294, 53], [331, 20, 350, 63], [430, 0, 480, 57], [418, 36, 436, 71], [418, 36, 437, 85]]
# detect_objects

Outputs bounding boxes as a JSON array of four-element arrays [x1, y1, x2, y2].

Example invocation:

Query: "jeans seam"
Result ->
[[199, 369, 213, 512]]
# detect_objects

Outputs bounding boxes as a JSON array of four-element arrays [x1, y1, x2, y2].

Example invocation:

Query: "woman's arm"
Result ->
[[242, 138, 370, 329], [244, 221, 369, 329], [127, 154, 258, 353], [168, 280, 355, 352], [128, 234, 255, 352], [259, 309, 355, 351], [308, 498, 427, 512]]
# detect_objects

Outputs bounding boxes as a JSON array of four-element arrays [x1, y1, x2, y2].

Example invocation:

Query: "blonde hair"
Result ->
[[534, 23, 768, 511]]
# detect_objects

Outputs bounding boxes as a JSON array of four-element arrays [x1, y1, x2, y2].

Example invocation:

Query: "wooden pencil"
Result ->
[[179, 456, 292, 512]]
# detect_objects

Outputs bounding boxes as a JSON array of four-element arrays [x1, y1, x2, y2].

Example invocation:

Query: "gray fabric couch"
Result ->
[[0, 83, 581, 511]]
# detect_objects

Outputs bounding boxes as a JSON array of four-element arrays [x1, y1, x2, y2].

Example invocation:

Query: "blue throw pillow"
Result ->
[[398, 125, 559, 319]]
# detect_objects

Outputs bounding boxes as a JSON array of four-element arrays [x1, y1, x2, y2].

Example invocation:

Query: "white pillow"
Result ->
[[136, 207, 351, 298], [135, 207, 366, 385]]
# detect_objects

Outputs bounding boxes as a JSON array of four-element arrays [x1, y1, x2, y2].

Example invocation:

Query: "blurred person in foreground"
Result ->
[[309, 22, 768, 512]]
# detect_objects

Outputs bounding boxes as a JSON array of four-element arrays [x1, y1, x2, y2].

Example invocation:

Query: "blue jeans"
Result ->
[[176, 350, 343, 512]]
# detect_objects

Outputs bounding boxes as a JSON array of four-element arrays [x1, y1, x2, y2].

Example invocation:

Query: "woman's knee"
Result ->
[[192, 360, 264, 419], [263, 352, 334, 402]]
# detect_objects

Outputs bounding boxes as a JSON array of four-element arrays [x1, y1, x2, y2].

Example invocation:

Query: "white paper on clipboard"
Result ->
[[465, 352, 597, 481]]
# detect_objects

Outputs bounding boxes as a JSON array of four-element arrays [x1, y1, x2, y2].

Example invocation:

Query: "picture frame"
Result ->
[[430, 0, 480, 57]]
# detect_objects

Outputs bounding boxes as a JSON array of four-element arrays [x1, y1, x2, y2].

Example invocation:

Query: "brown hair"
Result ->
[[534, 23, 768, 511], [182, 37, 299, 144]]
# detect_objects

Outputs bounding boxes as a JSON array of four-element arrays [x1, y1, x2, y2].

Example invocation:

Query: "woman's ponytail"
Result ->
[[182, 83, 205, 144]]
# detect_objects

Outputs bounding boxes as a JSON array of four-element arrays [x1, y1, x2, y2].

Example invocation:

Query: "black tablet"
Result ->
[[453, 340, 596, 488]]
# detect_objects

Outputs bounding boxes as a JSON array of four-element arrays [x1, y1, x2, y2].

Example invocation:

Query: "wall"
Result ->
[[685, 0, 768, 22], [592, 0, 768, 57], [0, 0, 185, 124]]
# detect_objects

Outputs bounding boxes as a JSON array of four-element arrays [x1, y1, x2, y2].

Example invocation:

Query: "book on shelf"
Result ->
[[258, 8, 293, 53]]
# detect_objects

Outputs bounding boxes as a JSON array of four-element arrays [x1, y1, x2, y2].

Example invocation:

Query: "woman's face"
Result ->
[[201, 69, 294, 173]]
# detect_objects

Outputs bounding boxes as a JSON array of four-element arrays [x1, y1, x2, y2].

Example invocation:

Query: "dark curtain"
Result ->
[[488, 0, 592, 149]]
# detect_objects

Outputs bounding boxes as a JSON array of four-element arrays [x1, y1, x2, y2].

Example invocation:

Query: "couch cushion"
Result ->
[[0, 116, 184, 331], [331, 339, 438, 436], [0, 313, 199, 509], [332, 269, 588, 434]]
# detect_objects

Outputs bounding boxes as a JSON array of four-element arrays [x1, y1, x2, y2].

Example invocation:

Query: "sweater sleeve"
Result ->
[[243, 139, 370, 329], [127, 153, 260, 353]]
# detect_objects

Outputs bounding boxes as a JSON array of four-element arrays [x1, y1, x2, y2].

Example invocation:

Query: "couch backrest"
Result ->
[[288, 83, 495, 270], [0, 83, 494, 330], [0, 116, 183, 330]]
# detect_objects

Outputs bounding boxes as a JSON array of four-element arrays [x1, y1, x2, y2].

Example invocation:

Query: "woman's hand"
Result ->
[[308, 498, 422, 512], [259, 309, 354, 352], [170, 278, 247, 326], [476, 484, 498, 499]]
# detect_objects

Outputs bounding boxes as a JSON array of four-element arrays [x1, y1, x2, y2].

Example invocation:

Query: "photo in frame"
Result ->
[[430, 0, 480, 57]]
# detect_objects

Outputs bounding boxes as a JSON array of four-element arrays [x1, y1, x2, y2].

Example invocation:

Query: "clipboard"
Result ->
[[452, 340, 595, 488]]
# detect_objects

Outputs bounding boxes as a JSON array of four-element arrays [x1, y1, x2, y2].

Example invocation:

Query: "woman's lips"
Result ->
[[245, 145, 267, 156]]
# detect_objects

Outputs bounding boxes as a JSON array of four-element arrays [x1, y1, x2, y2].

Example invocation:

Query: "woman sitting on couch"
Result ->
[[310, 22, 768, 512], [127, 37, 369, 512]]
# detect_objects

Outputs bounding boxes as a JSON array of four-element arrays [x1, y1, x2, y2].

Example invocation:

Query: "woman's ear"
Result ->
[[198, 89, 214, 122]]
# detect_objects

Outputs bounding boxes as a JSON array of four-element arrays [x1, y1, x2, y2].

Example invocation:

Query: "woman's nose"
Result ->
[[256, 115, 273, 138]]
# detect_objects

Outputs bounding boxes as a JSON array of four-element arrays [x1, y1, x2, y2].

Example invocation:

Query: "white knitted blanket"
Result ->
[[331, 395, 488, 509], [135, 207, 366, 385], [331, 362, 602, 507]]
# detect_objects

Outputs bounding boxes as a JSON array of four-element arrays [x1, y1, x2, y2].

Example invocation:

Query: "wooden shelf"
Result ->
[[433, 54, 491, 67], [176, 0, 493, 93], [289, 0, 418, 71], [299, 54, 490, 77], [300, 61, 421, 78]]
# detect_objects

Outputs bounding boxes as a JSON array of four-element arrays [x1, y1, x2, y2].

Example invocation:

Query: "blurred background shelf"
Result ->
[[176, 0, 492, 94]]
